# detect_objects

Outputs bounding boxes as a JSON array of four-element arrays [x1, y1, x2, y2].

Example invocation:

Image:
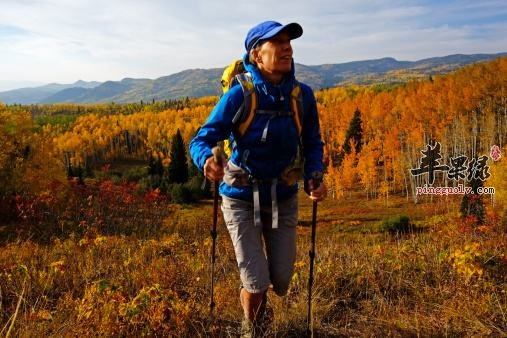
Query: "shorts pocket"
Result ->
[[221, 197, 253, 229]]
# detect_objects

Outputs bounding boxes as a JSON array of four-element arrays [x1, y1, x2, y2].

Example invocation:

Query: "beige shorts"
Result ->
[[221, 194, 298, 295]]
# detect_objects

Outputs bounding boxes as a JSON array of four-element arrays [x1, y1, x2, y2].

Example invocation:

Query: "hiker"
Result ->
[[189, 20, 327, 334]]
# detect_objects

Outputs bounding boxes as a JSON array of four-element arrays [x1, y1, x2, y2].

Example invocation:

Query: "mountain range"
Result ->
[[1, 53, 505, 105]]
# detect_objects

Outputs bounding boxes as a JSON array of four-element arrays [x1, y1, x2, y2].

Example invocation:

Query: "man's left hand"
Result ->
[[307, 179, 327, 202]]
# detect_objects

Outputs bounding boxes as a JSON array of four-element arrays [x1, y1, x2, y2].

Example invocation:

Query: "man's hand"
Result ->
[[204, 147, 226, 181], [307, 179, 327, 202]]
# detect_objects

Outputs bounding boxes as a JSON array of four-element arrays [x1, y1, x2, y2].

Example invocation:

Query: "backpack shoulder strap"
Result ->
[[232, 73, 257, 137], [290, 80, 304, 137]]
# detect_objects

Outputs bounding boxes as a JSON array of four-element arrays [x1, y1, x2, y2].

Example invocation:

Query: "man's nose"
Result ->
[[282, 41, 292, 52]]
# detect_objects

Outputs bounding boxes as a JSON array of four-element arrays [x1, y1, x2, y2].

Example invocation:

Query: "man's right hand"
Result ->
[[204, 155, 225, 182]]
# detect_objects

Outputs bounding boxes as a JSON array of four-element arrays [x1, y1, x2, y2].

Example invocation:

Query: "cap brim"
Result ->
[[280, 22, 303, 40], [259, 22, 303, 44]]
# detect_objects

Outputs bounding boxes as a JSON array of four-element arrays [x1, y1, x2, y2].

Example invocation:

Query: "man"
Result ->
[[189, 20, 327, 336]]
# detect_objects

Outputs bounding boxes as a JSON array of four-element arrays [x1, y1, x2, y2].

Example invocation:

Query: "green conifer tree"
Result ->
[[337, 108, 363, 166], [168, 129, 188, 183], [343, 108, 363, 155]]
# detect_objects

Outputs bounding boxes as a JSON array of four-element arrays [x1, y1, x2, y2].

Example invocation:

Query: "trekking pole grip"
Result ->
[[212, 145, 224, 167]]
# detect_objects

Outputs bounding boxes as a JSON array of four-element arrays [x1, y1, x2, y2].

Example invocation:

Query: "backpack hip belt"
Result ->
[[224, 160, 299, 229]]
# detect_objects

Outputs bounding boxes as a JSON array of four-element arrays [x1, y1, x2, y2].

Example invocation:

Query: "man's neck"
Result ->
[[258, 68, 285, 85]]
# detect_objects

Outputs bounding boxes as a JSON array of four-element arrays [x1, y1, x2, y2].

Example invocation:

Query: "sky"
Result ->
[[0, 0, 506, 91]]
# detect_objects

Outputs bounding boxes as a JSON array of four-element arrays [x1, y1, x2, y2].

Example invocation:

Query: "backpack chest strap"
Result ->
[[256, 110, 293, 116], [256, 110, 294, 143]]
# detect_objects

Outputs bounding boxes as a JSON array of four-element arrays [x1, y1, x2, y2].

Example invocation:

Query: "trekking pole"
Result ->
[[209, 145, 224, 314], [307, 173, 322, 338]]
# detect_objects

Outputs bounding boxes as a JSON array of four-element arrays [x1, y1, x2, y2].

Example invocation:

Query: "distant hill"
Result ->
[[0, 80, 102, 104], [1, 53, 505, 104], [39, 79, 152, 104]]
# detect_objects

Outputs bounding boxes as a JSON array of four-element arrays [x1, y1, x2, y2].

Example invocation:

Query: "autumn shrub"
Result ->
[[74, 281, 194, 336], [78, 179, 169, 236], [460, 193, 485, 224], [123, 165, 149, 182], [137, 174, 173, 194], [186, 175, 211, 200], [7, 177, 170, 242], [0, 107, 66, 221], [379, 215, 412, 234], [170, 183, 194, 204]]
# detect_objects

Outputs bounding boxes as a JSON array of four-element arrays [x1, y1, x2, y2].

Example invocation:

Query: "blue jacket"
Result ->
[[189, 53, 324, 205]]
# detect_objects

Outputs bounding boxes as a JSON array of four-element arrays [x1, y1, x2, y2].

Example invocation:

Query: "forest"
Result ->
[[0, 57, 505, 336]]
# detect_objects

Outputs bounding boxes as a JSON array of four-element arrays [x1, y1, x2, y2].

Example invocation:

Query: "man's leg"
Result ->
[[264, 194, 298, 295], [221, 196, 271, 331], [240, 288, 267, 321]]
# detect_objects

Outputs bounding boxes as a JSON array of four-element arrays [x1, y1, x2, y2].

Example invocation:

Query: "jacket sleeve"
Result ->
[[300, 84, 324, 180], [189, 87, 243, 171]]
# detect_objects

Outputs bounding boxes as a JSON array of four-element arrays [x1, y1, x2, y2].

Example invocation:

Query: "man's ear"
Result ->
[[255, 50, 263, 64], [250, 49, 261, 64]]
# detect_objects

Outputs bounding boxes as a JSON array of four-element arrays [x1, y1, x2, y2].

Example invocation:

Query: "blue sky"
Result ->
[[0, 0, 506, 90]]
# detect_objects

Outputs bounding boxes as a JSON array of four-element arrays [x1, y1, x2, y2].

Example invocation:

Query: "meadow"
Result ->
[[0, 181, 505, 336]]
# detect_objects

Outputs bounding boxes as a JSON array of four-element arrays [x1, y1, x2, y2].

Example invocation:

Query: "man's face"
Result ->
[[256, 32, 293, 76]]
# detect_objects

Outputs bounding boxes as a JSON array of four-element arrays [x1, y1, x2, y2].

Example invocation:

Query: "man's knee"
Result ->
[[271, 272, 293, 296]]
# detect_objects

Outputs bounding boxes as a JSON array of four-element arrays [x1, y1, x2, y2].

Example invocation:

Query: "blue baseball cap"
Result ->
[[244, 21, 303, 52]]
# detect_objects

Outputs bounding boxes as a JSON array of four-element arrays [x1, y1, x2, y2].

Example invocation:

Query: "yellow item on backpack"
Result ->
[[221, 59, 245, 94]]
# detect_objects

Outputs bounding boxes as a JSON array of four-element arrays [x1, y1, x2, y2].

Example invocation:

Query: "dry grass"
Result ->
[[0, 185, 505, 337]]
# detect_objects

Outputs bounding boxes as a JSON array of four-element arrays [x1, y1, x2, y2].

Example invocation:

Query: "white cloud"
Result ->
[[0, 0, 505, 85]]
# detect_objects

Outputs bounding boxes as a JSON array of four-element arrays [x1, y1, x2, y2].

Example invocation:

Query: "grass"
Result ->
[[0, 187, 505, 336]]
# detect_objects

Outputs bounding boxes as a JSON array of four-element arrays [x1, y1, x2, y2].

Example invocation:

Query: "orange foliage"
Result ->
[[317, 57, 507, 199], [54, 103, 214, 168]]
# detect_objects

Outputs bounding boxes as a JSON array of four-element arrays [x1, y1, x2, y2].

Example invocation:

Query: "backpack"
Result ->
[[221, 59, 304, 153]]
